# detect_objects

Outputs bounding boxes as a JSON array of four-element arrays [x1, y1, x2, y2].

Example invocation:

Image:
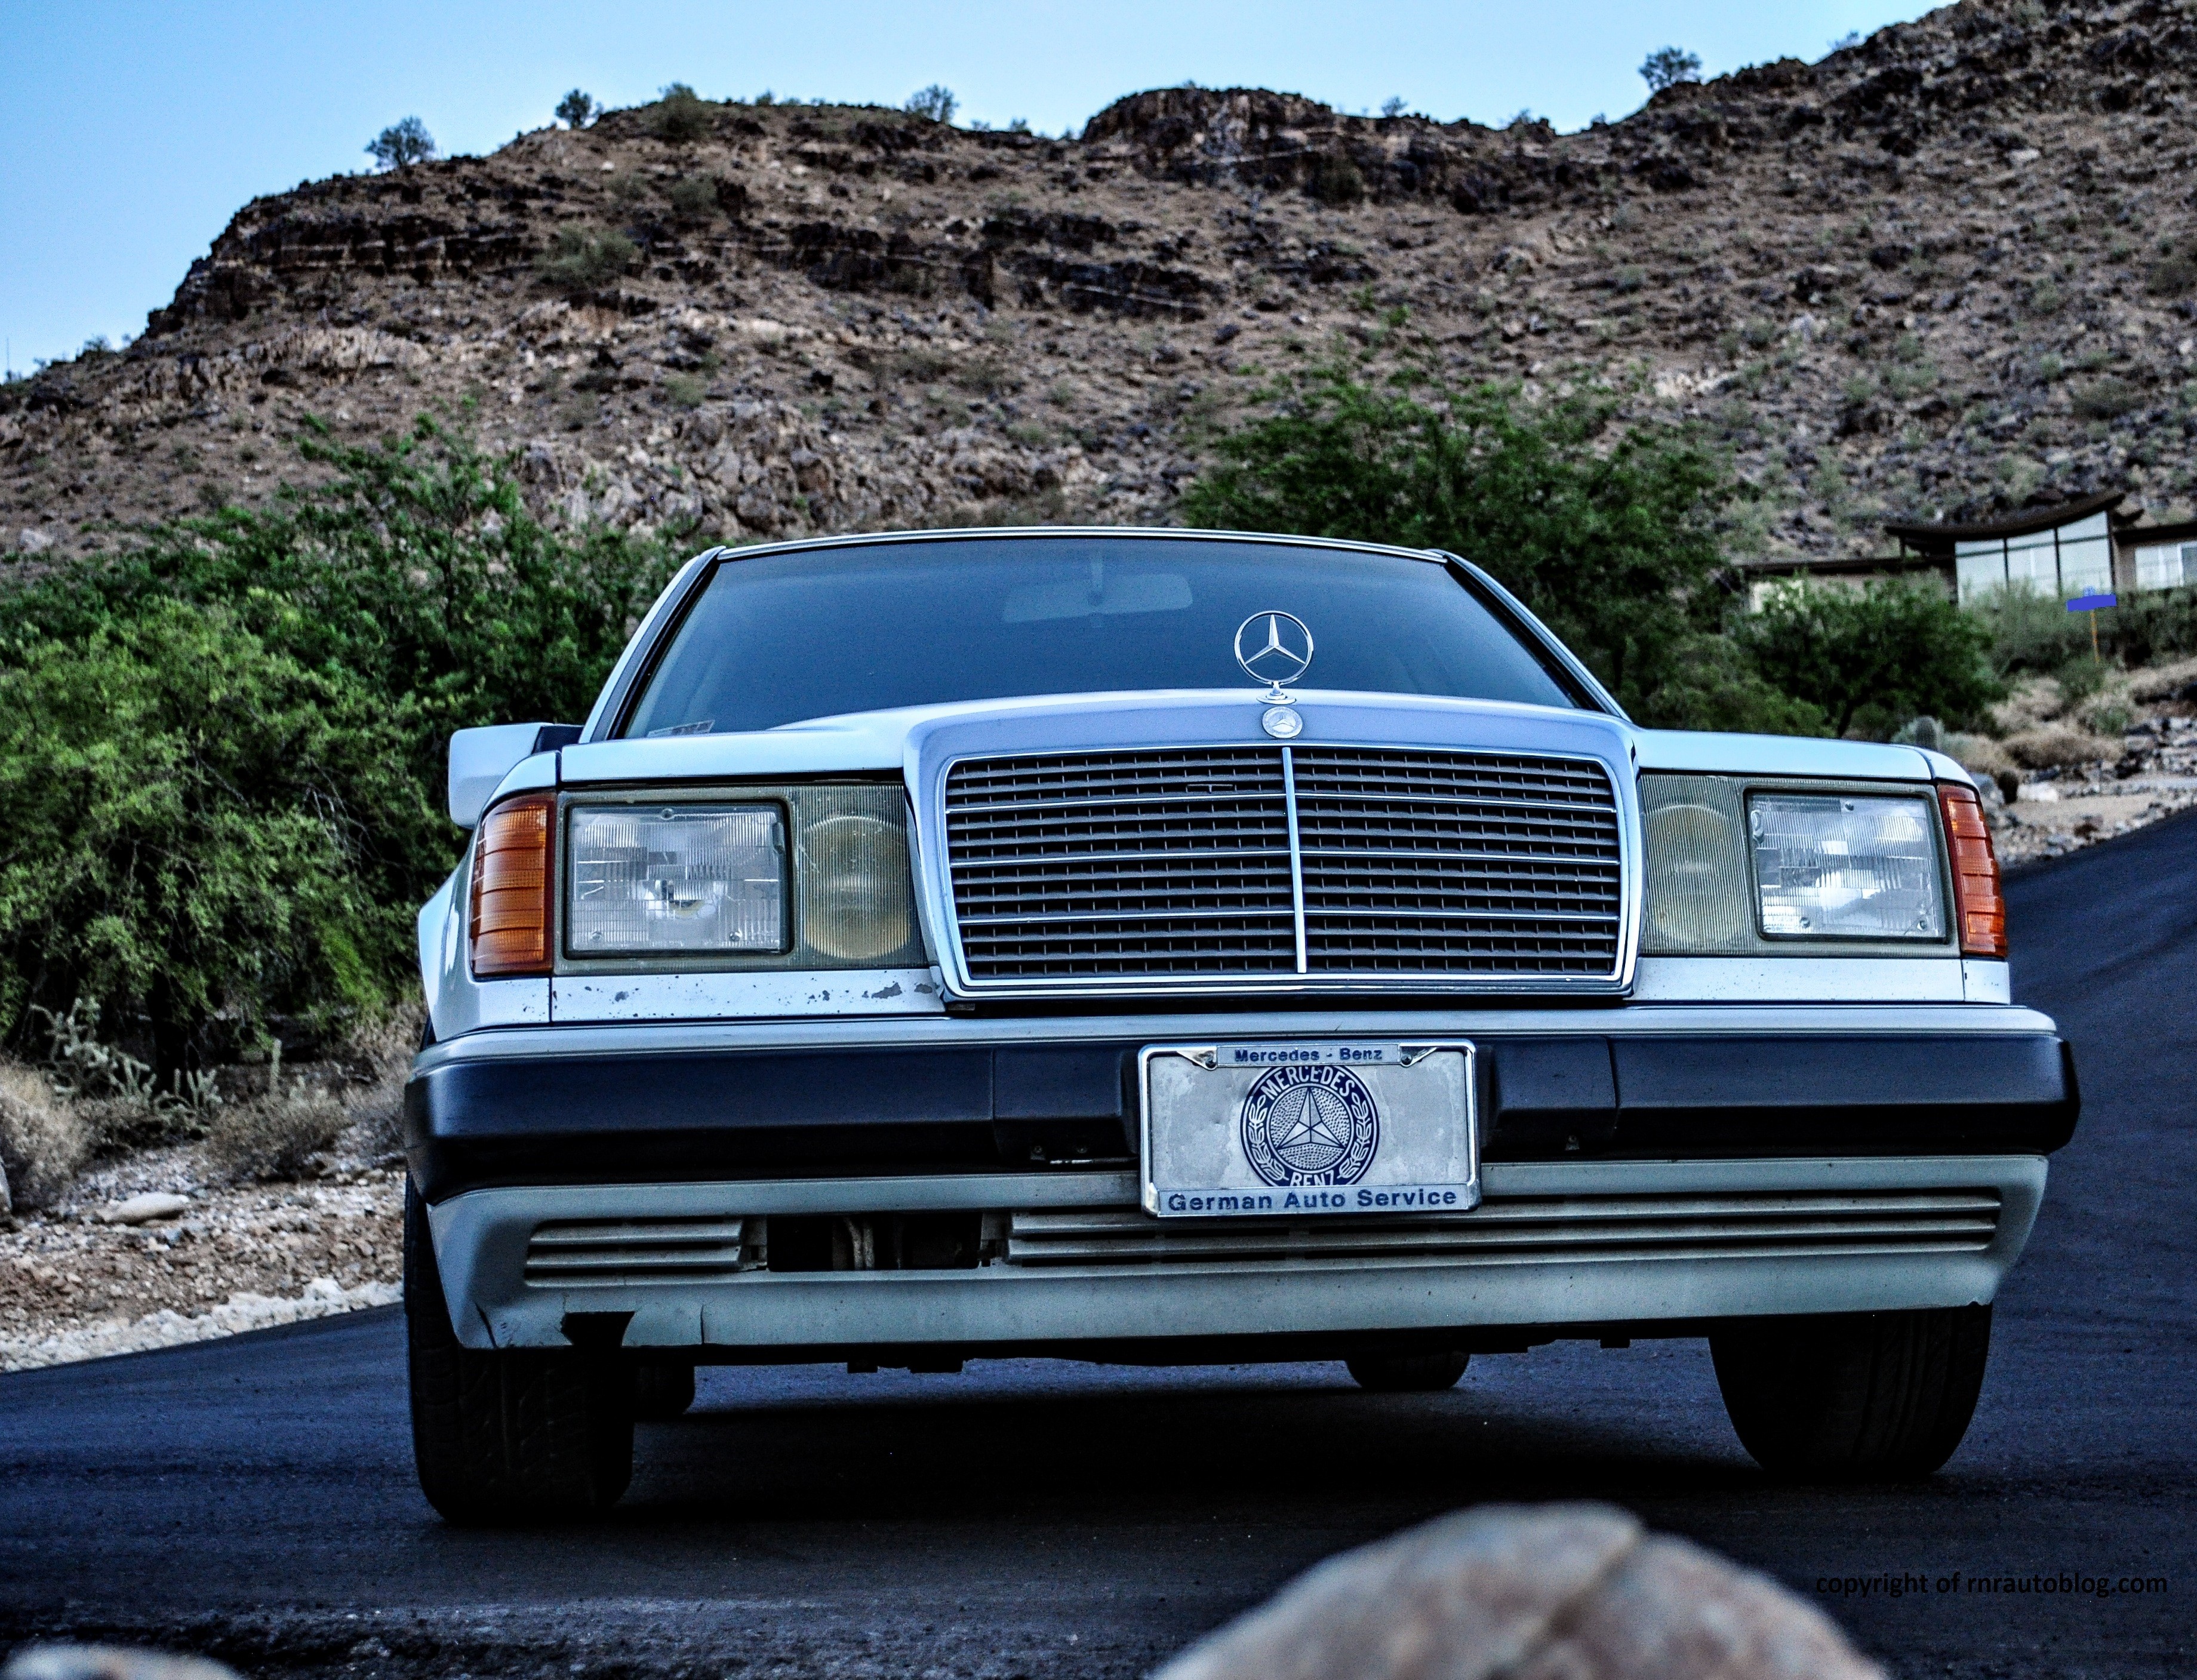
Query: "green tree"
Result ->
[[365, 116, 436, 171], [0, 419, 686, 1059], [556, 89, 600, 129], [0, 601, 442, 1070], [1740, 579, 2002, 739], [1640, 47, 1702, 92], [1179, 355, 1758, 726]]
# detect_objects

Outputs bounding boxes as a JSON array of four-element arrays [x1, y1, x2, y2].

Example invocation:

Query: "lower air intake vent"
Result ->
[[525, 1216, 749, 1287], [1003, 1189, 2001, 1268]]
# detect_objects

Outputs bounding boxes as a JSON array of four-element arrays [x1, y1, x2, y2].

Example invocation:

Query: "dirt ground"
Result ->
[[0, 1147, 402, 1373]]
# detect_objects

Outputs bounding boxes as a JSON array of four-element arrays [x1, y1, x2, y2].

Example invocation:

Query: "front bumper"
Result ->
[[405, 1004, 2079, 1201], [408, 1004, 2076, 1356], [428, 1155, 2048, 1354]]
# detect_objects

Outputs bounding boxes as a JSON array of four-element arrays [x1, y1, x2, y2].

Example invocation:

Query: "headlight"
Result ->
[[567, 804, 786, 953], [804, 812, 914, 961], [1748, 793, 1944, 940], [1642, 779, 1751, 952]]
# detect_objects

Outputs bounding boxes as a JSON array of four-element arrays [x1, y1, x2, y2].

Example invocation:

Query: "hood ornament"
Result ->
[[1235, 611, 1313, 740]]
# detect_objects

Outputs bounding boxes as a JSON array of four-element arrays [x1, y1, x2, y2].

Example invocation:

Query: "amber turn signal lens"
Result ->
[[1937, 783, 2007, 959], [470, 794, 555, 978]]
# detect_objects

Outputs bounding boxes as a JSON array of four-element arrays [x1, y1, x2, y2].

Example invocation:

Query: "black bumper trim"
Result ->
[[405, 1030, 2079, 1202]]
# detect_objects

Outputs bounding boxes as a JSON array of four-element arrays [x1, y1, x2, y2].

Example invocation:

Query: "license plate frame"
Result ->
[[1138, 1041, 1480, 1220]]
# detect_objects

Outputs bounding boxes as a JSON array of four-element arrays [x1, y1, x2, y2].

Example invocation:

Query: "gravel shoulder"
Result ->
[[0, 1152, 401, 1374]]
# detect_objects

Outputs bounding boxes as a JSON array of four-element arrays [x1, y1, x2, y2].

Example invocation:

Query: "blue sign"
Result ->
[[2066, 593, 2118, 613]]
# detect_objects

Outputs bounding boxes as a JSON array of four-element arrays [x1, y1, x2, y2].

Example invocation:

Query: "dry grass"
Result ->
[[1991, 675, 2068, 732], [0, 1062, 92, 1211], [1945, 731, 2017, 779], [2129, 657, 2197, 703], [204, 1087, 346, 1183], [1999, 726, 2118, 769], [333, 1004, 419, 1162], [204, 1004, 419, 1184]]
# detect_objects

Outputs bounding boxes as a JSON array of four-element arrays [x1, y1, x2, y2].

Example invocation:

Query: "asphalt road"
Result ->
[[4, 815, 2193, 1680]]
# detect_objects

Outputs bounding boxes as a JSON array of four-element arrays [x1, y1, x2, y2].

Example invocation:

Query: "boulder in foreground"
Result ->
[[1155, 1503, 1881, 1680]]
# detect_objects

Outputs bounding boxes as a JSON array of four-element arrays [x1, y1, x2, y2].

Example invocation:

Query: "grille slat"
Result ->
[[1004, 1190, 2002, 1267], [944, 743, 1623, 987], [524, 1216, 749, 1286]]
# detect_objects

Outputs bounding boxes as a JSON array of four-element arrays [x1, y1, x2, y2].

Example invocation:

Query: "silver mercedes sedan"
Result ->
[[402, 527, 2076, 1521]]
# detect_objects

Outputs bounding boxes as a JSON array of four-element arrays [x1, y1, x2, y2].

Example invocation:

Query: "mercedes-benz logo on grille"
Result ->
[[1235, 611, 1315, 703]]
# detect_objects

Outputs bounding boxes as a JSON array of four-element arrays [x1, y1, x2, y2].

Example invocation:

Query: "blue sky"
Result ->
[[1, 0, 1935, 373]]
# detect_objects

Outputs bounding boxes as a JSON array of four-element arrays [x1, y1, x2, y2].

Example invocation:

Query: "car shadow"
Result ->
[[607, 1358, 1762, 1530]]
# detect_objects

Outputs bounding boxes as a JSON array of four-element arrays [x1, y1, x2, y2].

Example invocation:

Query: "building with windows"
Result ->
[[1733, 491, 2197, 607], [1886, 491, 2126, 607]]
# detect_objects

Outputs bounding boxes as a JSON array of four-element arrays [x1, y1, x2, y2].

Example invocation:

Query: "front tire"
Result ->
[[1345, 1350, 1469, 1392], [1710, 1306, 1990, 1482], [405, 1183, 635, 1523], [633, 1364, 697, 1420]]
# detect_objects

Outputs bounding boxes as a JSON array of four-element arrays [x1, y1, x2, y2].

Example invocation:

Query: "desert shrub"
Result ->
[[1969, 583, 2091, 676], [2054, 651, 2110, 706], [206, 1083, 345, 1183], [1305, 154, 1365, 207], [664, 175, 721, 221], [904, 84, 957, 124], [537, 225, 638, 296], [644, 83, 713, 143], [2001, 725, 2115, 769], [2072, 377, 2143, 420], [0, 1061, 90, 1210], [2146, 250, 2197, 298], [1179, 355, 1752, 727], [1740, 579, 2002, 739], [556, 89, 599, 130], [1641, 632, 1829, 737], [0, 419, 684, 1064], [2099, 586, 2197, 668], [334, 1004, 422, 1161]]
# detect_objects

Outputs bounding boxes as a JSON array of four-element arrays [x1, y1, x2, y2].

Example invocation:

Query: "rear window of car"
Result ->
[[620, 534, 1581, 737]]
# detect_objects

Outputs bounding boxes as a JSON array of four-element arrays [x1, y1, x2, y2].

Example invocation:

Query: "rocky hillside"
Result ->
[[5, 0, 2196, 568]]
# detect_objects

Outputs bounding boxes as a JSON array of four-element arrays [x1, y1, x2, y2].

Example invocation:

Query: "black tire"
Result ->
[[405, 1182, 634, 1524], [1345, 1350, 1470, 1392], [1710, 1306, 1991, 1482], [633, 1364, 697, 1420]]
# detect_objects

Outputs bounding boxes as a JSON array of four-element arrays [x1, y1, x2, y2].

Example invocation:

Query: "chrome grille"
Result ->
[[525, 1216, 749, 1287], [943, 744, 1623, 987], [1293, 747, 1621, 975], [945, 747, 1297, 977], [1004, 1189, 2002, 1268]]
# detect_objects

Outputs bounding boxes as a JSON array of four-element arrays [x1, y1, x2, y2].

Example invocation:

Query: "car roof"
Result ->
[[697, 525, 1450, 567]]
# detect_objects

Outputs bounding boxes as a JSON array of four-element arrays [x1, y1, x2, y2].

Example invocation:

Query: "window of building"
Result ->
[[2134, 542, 2197, 592], [1952, 512, 2114, 605]]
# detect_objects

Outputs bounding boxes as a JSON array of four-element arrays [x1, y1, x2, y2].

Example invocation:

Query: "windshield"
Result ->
[[620, 535, 1580, 737]]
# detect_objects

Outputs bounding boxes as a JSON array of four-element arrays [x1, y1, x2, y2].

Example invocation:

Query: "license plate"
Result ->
[[1138, 1041, 1479, 1219]]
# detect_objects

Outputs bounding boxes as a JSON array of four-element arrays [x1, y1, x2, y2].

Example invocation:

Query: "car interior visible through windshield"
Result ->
[[619, 534, 1582, 737]]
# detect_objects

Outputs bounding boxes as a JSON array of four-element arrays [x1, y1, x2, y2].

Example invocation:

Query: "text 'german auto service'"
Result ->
[[403, 529, 2077, 1522]]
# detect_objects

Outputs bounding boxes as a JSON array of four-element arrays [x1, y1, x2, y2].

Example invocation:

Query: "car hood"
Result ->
[[556, 690, 1966, 790]]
